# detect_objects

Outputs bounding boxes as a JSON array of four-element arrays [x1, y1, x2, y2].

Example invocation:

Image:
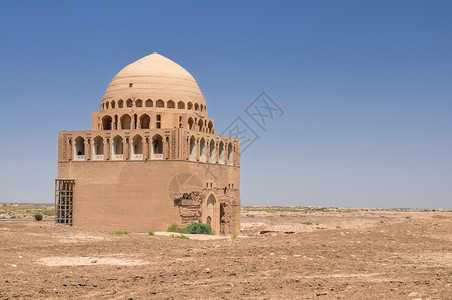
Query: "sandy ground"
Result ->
[[1, 208, 451, 299]]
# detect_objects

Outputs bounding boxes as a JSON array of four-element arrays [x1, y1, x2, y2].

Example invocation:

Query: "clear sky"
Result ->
[[0, 1, 451, 208]]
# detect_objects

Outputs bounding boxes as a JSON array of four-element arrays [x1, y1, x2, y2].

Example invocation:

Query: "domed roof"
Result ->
[[102, 53, 206, 105]]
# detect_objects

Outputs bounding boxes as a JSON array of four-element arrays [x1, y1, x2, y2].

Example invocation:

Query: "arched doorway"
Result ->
[[203, 194, 219, 234]]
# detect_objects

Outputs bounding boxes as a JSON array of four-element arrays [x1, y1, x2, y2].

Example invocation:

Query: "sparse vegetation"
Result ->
[[34, 213, 43, 221], [301, 221, 313, 225], [170, 233, 190, 240], [230, 232, 238, 239], [168, 222, 213, 235], [113, 231, 128, 235], [0, 204, 54, 219], [185, 222, 213, 235], [167, 223, 187, 234], [148, 231, 155, 236]]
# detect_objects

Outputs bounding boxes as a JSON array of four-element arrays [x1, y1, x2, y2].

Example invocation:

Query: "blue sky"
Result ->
[[0, 1, 451, 208]]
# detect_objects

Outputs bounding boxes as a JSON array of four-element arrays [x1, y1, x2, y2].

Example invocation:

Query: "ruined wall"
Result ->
[[58, 160, 240, 233]]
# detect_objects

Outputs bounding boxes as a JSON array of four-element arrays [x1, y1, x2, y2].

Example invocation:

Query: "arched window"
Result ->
[[156, 99, 164, 108], [204, 194, 216, 231], [167, 100, 175, 108], [120, 114, 131, 130], [111, 100, 116, 109], [200, 138, 206, 162], [140, 114, 150, 129], [208, 121, 213, 133], [118, 99, 124, 108], [218, 141, 224, 164], [102, 115, 112, 130], [135, 99, 143, 107], [132, 135, 143, 159], [188, 117, 194, 130], [200, 104, 203, 111], [93, 136, 104, 159], [126, 99, 133, 107], [189, 136, 196, 161], [114, 115, 118, 130], [187, 102, 193, 110], [133, 114, 137, 129], [209, 140, 216, 163], [145, 99, 153, 107], [227, 143, 233, 165], [156, 114, 161, 128], [198, 119, 204, 132], [195, 103, 199, 111], [74, 137, 85, 160], [151, 134, 163, 159], [112, 136, 123, 159], [177, 101, 185, 109]]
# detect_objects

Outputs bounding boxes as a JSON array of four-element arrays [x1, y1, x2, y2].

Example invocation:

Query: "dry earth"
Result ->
[[1, 208, 451, 299]]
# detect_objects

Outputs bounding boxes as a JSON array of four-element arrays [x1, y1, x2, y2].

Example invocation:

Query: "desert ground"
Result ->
[[1, 206, 451, 299]]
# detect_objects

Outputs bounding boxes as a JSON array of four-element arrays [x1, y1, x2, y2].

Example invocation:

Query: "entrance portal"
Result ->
[[203, 194, 219, 234]]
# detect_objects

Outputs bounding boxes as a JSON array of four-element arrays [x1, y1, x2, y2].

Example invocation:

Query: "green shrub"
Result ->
[[148, 231, 155, 236], [230, 232, 238, 239], [113, 231, 128, 235], [301, 221, 313, 225], [34, 213, 43, 221], [185, 222, 213, 235], [167, 223, 186, 233], [170, 233, 190, 240]]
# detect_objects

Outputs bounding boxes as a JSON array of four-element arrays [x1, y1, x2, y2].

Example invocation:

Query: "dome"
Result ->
[[102, 53, 206, 105]]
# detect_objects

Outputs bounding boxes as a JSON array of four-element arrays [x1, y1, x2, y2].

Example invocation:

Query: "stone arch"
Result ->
[[135, 99, 143, 107], [187, 102, 193, 110], [198, 119, 204, 132], [102, 115, 112, 130], [189, 136, 196, 161], [219, 141, 224, 164], [145, 99, 153, 107], [167, 100, 175, 108], [106, 101, 109, 109], [208, 121, 213, 133], [203, 193, 218, 234], [120, 114, 131, 129], [132, 134, 143, 158], [151, 134, 163, 158], [177, 101, 185, 109], [200, 138, 206, 162], [194, 103, 200, 111], [140, 114, 150, 129], [74, 136, 85, 157], [156, 99, 164, 108], [93, 136, 104, 156], [111, 100, 116, 109], [209, 140, 216, 163], [126, 99, 133, 107], [112, 135, 123, 156], [227, 142, 233, 165], [118, 99, 124, 108], [200, 104, 204, 111], [188, 117, 194, 130]]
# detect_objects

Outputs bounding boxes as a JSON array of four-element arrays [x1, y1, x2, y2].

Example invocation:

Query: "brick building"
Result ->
[[56, 53, 240, 234]]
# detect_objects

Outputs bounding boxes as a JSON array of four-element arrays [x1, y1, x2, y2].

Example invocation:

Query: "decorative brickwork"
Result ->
[[57, 53, 240, 234]]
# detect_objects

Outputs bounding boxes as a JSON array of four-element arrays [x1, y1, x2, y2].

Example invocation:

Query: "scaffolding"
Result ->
[[55, 179, 75, 225]]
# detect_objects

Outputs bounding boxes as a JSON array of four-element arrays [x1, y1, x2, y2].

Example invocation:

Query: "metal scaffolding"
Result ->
[[54, 179, 75, 225]]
